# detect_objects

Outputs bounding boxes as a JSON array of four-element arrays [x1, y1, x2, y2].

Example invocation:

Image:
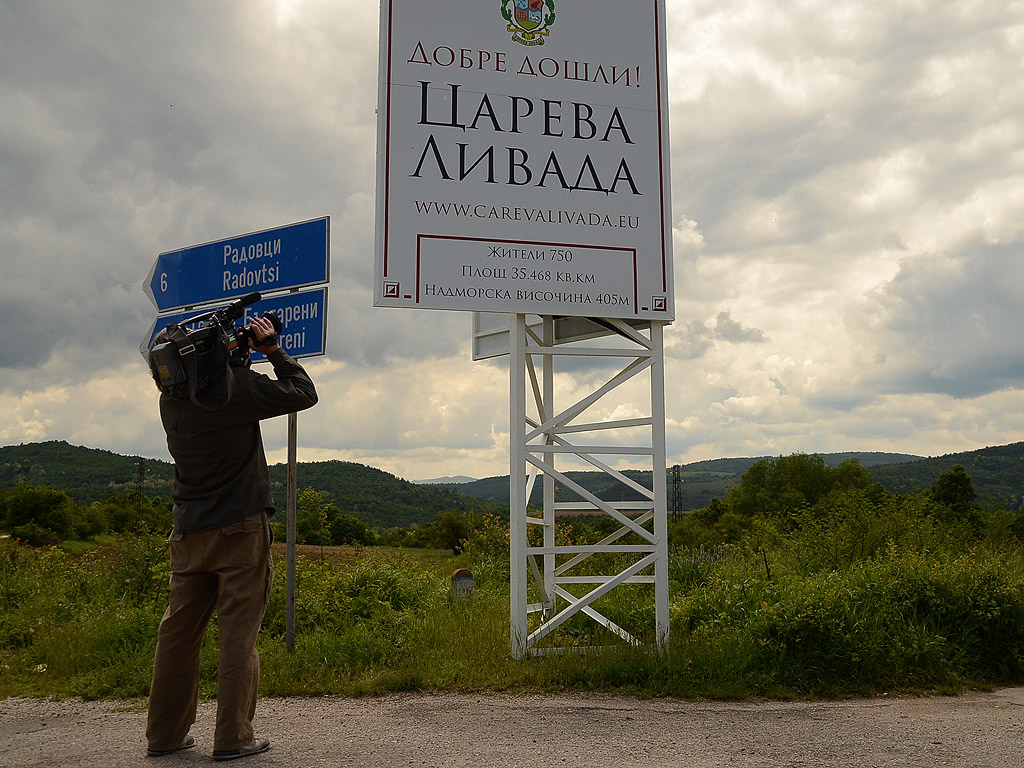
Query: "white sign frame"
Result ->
[[375, 0, 673, 321], [471, 311, 653, 360]]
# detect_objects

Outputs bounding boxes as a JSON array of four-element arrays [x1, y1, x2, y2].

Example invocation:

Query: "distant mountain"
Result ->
[[681, 451, 923, 474], [416, 475, 477, 485], [440, 449, 1023, 512], [449, 469, 725, 511], [0, 441, 506, 529]]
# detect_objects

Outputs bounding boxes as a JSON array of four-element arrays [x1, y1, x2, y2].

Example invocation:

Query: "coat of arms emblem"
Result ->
[[501, 0, 555, 46]]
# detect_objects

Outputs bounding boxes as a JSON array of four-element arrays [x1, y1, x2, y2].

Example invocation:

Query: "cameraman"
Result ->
[[145, 314, 317, 761]]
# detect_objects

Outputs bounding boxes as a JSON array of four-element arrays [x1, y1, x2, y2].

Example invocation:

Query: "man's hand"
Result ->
[[248, 315, 281, 354]]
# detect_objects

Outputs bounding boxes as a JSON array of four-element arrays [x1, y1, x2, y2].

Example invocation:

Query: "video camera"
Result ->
[[149, 292, 282, 400]]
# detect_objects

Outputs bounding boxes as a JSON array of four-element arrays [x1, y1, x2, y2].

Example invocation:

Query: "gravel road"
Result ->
[[2, 688, 1023, 767]]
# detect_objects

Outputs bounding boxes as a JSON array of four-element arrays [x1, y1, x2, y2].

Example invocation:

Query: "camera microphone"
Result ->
[[223, 292, 263, 322], [238, 291, 262, 306]]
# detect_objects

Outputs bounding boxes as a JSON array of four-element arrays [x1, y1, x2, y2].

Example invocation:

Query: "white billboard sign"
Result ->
[[375, 0, 674, 321]]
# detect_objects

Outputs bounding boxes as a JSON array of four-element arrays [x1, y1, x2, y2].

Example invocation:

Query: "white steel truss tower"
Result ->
[[508, 314, 670, 658]]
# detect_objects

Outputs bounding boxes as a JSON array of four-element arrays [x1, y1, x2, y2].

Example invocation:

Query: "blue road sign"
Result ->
[[145, 217, 329, 312], [141, 287, 328, 363]]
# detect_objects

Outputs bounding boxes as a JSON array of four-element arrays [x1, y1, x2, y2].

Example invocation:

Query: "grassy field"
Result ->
[[2, 503, 1024, 702]]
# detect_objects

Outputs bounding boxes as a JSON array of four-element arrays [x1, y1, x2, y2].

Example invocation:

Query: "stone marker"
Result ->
[[451, 568, 474, 597]]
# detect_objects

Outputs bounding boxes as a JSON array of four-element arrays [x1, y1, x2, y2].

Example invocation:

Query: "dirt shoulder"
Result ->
[[2, 688, 1023, 767]]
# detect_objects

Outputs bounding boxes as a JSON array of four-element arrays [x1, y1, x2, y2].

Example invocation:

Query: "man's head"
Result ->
[[147, 324, 233, 395]]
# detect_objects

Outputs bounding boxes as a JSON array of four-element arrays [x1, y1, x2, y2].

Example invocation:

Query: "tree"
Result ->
[[75, 503, 109, 538], [930, 464, 977, 515], [296, 488, 333, 547], [329, 513, 374, 546], [0, 484, 76, 542], [431, 508, 473, 554], [723, 454, 881, 528], [294, 487, 375, 547], [727, 454, 834, 522], [928, 464, 982, 533], [101, 492, 172, 533]]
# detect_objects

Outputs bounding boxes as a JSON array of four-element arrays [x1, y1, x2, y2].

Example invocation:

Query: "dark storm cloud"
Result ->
[[714, 312, 767, 344], [669, 312, 767, 360], [856, 242, 1024, 399], [0, 0, 386, 381], [0, 294, 61, 369]]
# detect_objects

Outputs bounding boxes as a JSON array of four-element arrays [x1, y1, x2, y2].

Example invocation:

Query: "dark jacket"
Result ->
[[159, 348, 318, 533]]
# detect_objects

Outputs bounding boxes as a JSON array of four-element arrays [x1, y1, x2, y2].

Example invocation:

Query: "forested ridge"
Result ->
[[0, 441, 505, 529], [2, 439, 1023, 535], [446, 446, 1024, 512]]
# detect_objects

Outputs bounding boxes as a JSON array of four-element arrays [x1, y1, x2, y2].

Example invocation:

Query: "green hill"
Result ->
[[3, 440, 1022, 528], [0, 441, 506, 530], [266, 460, 507, 528], [0, 441, 175, 501], [866, 442, 1024, 510], [682, 451, 922, 474], [446, 451, 926, 512]]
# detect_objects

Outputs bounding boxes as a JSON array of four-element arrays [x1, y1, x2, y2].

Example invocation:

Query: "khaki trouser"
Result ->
[[146, 511, 273, 753]]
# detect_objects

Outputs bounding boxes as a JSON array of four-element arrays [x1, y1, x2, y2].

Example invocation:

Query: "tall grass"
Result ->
[[2, 508, 1024, 701], [670, 548, 1024, 696], [0, 533, 169, 699]]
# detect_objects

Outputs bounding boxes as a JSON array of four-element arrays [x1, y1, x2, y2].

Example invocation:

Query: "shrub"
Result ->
[[461, 514, 511, 585], [10, 522, 60, 548], [671, 548, 1024, 694], [1, 485, 76, 542]]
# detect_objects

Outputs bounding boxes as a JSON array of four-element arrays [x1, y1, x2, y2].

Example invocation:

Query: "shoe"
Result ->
[[147, 734, 196, 756], [213, 737, 271, 761]]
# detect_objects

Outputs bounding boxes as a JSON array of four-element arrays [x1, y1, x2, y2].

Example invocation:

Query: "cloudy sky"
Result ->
[[2, 0, 1023, 483]]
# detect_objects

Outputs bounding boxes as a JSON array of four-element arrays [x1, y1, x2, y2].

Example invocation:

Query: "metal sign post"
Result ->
[[509, 315, 669, 657], [286, 412, 298, 653]]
